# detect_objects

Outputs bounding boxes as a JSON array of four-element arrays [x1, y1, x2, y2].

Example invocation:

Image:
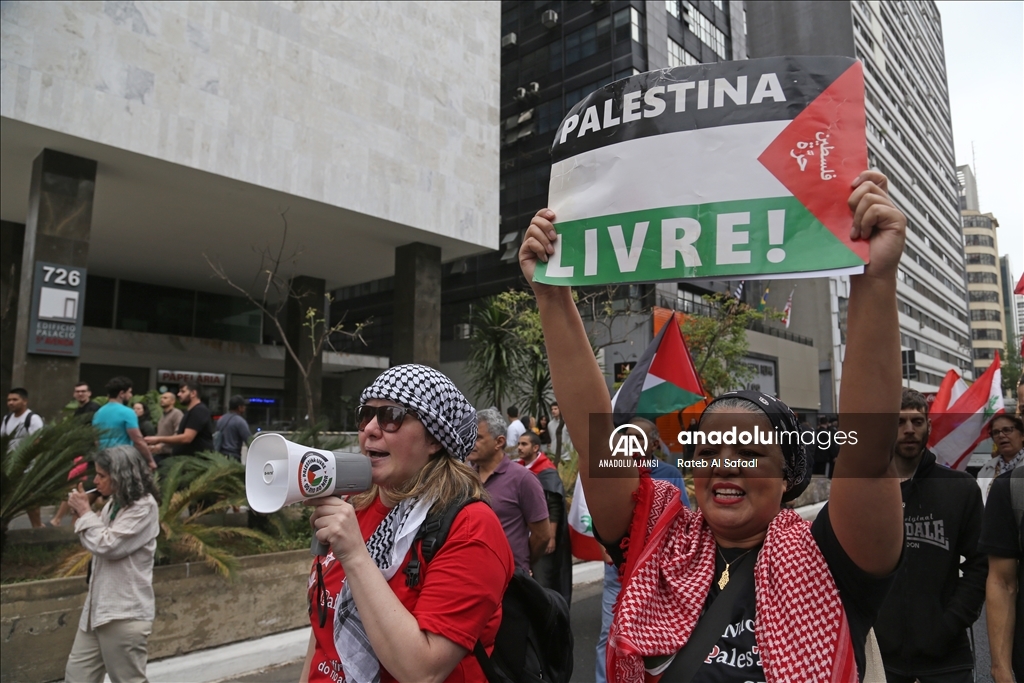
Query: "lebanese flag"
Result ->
[[929, 369, 968, 417], [567, 477, 606, 562], [610, 311, 705, 425], [928, 353, 1005, 470]]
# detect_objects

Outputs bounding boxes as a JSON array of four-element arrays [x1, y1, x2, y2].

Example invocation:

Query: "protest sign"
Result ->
[[534, 56, 868, 286]]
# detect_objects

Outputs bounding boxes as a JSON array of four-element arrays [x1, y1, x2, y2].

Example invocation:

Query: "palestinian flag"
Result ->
[[535, 56, 868, 286], [928, 353, 1004, 471], [611, 311, 705, 426]]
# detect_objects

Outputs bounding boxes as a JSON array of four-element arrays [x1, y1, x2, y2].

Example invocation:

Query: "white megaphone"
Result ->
[[246, 432, 372, 556]]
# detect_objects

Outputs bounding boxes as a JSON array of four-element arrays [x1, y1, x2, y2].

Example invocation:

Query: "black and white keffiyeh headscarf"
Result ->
[[360, 364, 477, 461]]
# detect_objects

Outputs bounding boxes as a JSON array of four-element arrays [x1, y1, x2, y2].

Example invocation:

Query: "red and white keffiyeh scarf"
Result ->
[[607, 477, 858, 683]]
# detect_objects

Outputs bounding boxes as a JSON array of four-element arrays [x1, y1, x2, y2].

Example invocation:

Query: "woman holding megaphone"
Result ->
[[302, 365, 514, 683]]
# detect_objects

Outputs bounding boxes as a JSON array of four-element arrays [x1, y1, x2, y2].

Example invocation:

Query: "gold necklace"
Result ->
[[716, 546, 757, 590]]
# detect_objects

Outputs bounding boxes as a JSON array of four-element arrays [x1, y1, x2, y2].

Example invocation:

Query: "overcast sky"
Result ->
[[938, 1, 1022, 284]]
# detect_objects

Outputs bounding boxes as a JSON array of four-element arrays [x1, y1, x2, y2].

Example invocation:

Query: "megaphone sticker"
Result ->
[[298, 451, 334, 497]]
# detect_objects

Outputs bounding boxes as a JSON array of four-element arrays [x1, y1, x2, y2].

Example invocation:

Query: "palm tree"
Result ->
[[1, 419, 98, 549], [467, 298, 527, 411]]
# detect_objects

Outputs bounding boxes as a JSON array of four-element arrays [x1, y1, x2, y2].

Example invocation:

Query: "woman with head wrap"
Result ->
[[300, 365, 514, 683], [519, 170, 907, 682], [64, 445, 161, 683]]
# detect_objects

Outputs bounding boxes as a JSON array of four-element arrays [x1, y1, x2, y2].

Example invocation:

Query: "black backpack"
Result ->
[[404, 499, 574, 683]]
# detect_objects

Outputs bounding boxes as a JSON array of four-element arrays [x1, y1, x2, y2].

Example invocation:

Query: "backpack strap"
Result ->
[[404, 497, 479, 588], [473, 641, 502, 683]]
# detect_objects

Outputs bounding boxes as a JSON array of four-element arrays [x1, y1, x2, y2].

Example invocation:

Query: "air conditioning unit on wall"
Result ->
[[541, 10, 559, 29], [501, 32, 517, 48]]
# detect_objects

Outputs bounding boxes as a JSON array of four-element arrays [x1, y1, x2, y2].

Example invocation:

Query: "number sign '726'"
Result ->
[[27, 261, 87, 357]]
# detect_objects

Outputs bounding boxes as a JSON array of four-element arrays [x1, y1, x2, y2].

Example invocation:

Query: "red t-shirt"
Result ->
[[307, 496, 514, 683]]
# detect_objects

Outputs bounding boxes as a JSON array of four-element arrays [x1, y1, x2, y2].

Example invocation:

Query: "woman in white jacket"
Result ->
[[65, 445, 161, 683]]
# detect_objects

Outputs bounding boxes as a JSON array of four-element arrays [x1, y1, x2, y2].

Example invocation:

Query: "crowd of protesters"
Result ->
[[5, 169, 1024, 683]]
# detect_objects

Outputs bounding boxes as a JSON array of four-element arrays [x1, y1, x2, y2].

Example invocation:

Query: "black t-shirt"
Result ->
[[978, 471, 1024, 679], [605, 504, 897, 682], [174, 403, 215, 456], [74, 401, 100, 424]]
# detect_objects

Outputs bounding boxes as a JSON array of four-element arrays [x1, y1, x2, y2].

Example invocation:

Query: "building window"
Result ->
[[974, 348, 997, 360], [969, 290, 1000, 303], [682, 2, 726, 56], [962, 215, 992, 228], [712, 0, 724, 9], [194, 294, 262, 343], [964, 234, 994, 247], [972, 328, 1003, 341], [966, 253, 996, 266], [967, 272, 998, 285], [83, 275, 116, 328], [614, 7, 644, 45], [536, 99, 563, 135], [565, 17, 612, 66], [666, 0, 680, 19], [667, 38, 698, 67], [970, 309, 1001, 322], [117, 281, 195, 337]]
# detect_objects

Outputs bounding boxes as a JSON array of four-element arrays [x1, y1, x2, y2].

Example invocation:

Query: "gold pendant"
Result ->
[[717, 564, 730, 590]]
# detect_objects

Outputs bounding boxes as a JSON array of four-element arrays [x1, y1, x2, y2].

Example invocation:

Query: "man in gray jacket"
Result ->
[[215, 395, 251, 461]]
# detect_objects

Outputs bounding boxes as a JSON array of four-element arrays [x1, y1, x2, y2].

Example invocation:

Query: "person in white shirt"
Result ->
[[505, 405, 527, 453], [977, 414, 1024, 504], [3, 387, 45, 527], [2, 387, 44, 450], [64, 445, 160, 683]]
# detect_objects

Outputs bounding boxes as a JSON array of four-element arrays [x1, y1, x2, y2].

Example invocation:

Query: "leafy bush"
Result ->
[[57, 452, 276, 581], [0, 418, 98, 549]]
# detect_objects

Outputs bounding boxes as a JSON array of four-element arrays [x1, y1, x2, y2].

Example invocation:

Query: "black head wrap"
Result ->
[[700, 390, 812, 503]]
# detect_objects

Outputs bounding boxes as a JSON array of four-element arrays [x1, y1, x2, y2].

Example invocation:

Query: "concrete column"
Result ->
[[392, 242, 441, 368], [1, 221, 26, 402], [11, 150, 96, 420], [284, 275, 325, 426], [644, 1, 669, 70]]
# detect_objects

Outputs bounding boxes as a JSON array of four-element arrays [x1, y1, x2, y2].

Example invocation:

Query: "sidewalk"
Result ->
[[142, 560, 607, 683]]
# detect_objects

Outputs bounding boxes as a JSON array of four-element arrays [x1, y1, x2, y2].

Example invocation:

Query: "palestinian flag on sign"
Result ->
[[611, 312, 705, 426], [536, 56, 868, 286]]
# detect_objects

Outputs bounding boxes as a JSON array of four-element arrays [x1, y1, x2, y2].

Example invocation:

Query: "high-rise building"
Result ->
[[746, 0, 972, 407], [957, 165, 1012, 376]]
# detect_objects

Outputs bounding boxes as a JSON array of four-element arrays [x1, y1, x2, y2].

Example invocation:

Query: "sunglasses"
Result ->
[[356, 404, 419, 432]]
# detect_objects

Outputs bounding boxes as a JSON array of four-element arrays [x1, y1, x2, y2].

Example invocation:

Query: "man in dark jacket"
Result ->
[[875, 389, 987, 682]]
